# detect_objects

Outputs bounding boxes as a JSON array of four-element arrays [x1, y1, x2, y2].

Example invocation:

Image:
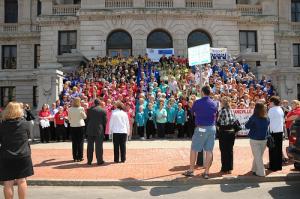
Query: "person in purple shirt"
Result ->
[[183, 86, 218, 179]]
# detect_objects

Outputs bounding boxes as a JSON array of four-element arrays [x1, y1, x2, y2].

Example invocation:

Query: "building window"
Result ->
[[293, 44, 300, 67], [0, 87, 16, 107], [2, 45, 17, 69], [33, 86, 38, 108], [239, 31, 257, 52], [58, 31, 77, 55], [107, 30, 132, 57], [37, 0, 42, 16], [147, 30, 173, 49], [5, 0, 18, 23], [292, 0, 300, 22], [187, 30, 212, 48], [34, 44, 40, 68]]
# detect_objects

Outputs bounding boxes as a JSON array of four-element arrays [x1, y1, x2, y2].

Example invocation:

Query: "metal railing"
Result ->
[[185, 0, 213, 8], [105, 0, 133, 8], [237, 4, 263, 15], [2, 24, 18, 32], [145, 0, 173, 8], [52, 4, 80, 15]]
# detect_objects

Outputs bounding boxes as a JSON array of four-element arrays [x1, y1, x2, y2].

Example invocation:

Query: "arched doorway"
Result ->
[[107, 30, 132, 57], [187, 30, 212, 48], [147, 29, 173, 48]]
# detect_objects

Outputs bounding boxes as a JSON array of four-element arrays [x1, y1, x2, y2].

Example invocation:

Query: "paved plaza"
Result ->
[[28, 139, 299, 183]]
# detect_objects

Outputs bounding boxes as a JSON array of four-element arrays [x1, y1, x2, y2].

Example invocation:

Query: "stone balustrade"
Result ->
[[105, 0, 134, 8], [52, 4, 80, 15], [31, 24, 41, 32], [237, 4, 263, 15], [291, 22, 300, 32], [145, 0, 173, 8], [2, 24, 18, 32], [185, 0, 213, 8]]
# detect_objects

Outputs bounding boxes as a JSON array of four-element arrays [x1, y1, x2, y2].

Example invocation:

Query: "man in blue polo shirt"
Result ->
[[183, 86, 218, 179]]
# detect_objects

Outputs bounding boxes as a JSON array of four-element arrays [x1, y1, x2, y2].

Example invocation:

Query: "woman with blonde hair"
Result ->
[[0, 102, 34, 199], [68, 97, 87, 162]]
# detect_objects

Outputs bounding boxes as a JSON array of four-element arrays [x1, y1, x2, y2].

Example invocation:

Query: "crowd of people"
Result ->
[[1, 54, 300, 199], [35, 54, 277, 142]]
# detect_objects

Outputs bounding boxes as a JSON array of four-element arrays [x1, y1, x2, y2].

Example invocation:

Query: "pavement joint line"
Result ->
[[26, 174, 300, 187]]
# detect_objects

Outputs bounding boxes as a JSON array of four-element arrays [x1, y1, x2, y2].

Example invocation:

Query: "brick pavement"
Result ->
[[29, 140, 299, 181]]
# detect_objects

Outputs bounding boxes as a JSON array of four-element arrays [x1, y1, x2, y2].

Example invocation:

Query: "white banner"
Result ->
[[146, 48, 174, 62], [233, 109, 254, 136], [188, 44, 211, 66], [211, 48, 228, 60]]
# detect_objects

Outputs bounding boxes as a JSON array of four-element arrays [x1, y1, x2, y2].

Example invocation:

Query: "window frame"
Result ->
[[58, 30, 77, 55], [34, 44, 40, 68], [147, 30, 173, 49], [4, 0, 18, 23], [293, 43, 300, 67], [33, 86, 38, 108], [0, 87, 16, 107], [239, 30, 258, 52], [292, 0, 300, 22], [2, 45, 17, 69]]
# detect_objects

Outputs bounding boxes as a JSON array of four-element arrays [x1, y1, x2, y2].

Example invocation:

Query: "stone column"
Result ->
[[37, 69, 64, 110], [261, 0, 276, 15], [133, 0, 145, 8], [213, 0, 236, 9], [173, 0, 185, 8], [81, 0, 105, 9], [40, 0, 53, 15], [19, 0, 32, 32], [0, 0, 4, 24]]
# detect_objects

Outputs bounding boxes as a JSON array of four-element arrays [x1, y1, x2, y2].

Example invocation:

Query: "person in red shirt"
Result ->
[[54, 106, 67, 142], [39, 104, 51, 143], [285, 100, 300, 138]]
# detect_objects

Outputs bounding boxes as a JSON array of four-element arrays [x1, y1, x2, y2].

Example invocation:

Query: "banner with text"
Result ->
[[211, 48, 228, 60], [146, 48, 174, 62], [233, 109, 254, 136], [188, 44, 211, 66]]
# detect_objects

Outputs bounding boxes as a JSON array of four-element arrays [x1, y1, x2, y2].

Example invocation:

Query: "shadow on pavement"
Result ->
[[34, 159, 74, 167], [220, 183, 260, 193], [268, 174, 300, 199], [120, 178, 147, 192], [53, 161, 115, 169], [149, 177, 201, 196]]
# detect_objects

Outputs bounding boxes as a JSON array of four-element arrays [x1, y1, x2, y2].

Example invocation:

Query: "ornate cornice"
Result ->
[[37, 16, 80, 26], [0, 32, 40, 41]]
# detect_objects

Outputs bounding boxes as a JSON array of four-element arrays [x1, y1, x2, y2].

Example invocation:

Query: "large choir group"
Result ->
[[36, 54, 276, 142]]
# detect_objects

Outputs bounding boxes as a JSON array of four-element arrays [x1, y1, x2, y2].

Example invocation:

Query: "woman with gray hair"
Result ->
[[217, 96, 237, 174]]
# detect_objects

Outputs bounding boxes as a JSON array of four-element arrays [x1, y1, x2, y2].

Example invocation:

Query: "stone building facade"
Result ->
[[0, 0, 300, 110]]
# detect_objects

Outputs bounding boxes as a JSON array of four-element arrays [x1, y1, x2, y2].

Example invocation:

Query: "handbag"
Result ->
[[266, 128, 275, 149], [232, 119, 242, 133]]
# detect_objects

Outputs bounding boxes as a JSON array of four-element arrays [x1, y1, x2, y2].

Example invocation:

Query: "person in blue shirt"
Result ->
[[245, 102, 270, 177], [145, 103, 156, 139], [136, 105, 146, 140], [166, 102, 176, 135], [241, 59, 249, 74], [176, 103, 186, 138]]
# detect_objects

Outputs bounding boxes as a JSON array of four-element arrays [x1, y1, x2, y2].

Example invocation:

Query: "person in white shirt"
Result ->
[[109, 101, 131, 163], [267, 96, 285, 171]]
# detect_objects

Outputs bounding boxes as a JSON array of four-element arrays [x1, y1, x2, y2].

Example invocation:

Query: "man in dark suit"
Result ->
[[86, 99, 107, 165]]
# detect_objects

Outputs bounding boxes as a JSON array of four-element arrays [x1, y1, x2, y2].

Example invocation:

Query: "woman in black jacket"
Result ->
[[0, 102, 34, 199], [24, 104, 36, 142]]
